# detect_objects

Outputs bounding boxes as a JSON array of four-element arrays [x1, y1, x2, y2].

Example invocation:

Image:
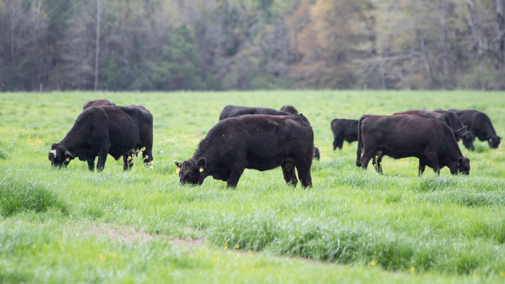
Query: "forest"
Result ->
[[1, 0, 505, 91]]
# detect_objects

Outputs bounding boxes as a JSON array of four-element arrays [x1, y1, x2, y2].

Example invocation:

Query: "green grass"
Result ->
[[0, 91, 505, 283]]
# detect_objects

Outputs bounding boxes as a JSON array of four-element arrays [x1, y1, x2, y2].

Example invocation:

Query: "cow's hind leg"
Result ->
[[293, 161, 312, 188], [281, 161, 298, 187], [360, 149, 375, 171], [96, 142, 110, 171], [373, 151, 383, 175]]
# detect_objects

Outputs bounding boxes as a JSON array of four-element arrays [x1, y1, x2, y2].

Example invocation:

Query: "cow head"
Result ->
[[457, 157, 470, 175], [460, 132, 475, 150], [175, 158, 206, 185], [48, 143, 74, 168], [489, 136, 502, 149]]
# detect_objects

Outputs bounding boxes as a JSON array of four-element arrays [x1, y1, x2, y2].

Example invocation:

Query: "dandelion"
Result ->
[[99, 254, 105, 261], [466, 219, 469, 221], [501, 271, 504, 277], [223, 242, 228, 250], [248, 249, 252, 255], [235, 244, 240, 249], [237, 254, 240, 258], [410, 267, 414, 272], [473, 270, 477, 278], [212, 258, 220, 262], [370, 260, 376, 266]]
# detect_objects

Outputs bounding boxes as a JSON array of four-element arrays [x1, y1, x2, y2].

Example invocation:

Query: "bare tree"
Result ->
[[94, 0, 101, 91]]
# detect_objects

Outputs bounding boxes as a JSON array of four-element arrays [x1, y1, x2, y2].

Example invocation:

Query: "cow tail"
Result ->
[[356, 115, 367, 167]]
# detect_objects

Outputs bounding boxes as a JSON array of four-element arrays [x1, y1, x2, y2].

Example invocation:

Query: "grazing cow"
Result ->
[[219, 105, 320, 160], [219, 105, 290, 121], [331, 119, 359, 150], [448, 109, 501, 148], [83, 99, 115, 110], [48, 105, 153, 171], [393, 110, 475, 150], [280, 105, 298, 114], [356, 115, 470, 176], [175, 114, 314, 188]]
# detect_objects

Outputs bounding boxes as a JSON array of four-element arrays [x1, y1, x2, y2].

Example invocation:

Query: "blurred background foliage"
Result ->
[[1, 0, 505, 91]]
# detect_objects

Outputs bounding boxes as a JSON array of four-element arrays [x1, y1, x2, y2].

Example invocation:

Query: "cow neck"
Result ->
[[59, 121, 87, 157], [444, 131, 464, 164]]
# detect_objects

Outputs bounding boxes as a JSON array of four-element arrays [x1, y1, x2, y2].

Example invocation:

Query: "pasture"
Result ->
[[0, 91, 504, 283]]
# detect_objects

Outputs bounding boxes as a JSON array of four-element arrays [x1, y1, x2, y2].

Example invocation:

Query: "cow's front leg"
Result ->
[[227, 165, 245, 188], [87, 157, 95, 171], [96, 143, 110, 171], [418, 161, 426, 177], [424, 152, 440, 175], [123, 154, 133, 171]]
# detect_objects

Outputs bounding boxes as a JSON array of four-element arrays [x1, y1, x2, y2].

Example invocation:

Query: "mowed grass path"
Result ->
[[0, 91, 504, 283]]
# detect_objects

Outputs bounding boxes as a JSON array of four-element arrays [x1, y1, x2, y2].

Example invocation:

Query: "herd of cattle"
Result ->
[[48, 99, 501, 188]]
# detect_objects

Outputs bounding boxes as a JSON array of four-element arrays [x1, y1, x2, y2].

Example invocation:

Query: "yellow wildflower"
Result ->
[[371, 260, 376, 266], [410, 267, 414, 272], [235, 244, 240, 249]]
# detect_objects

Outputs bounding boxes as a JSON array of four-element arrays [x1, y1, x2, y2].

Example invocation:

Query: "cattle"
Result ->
[[448, 109, 501, 149], [280, 105, 298, 114], [219, 105, 320, 160], [219, 105, 290, 121], [83, 99, 115, 110], [48, 105, 153, 171], [393, 110, 475, 150], [356, 115, 470, 176], [175, 114, 314, 188], [331, 119, 359, 150]]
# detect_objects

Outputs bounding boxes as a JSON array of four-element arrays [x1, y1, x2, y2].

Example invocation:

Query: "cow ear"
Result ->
[[64, 151, 74, 161], [457, 157, 463, 166], [197, 158, 206, 172], [175, 161, 182, 168]]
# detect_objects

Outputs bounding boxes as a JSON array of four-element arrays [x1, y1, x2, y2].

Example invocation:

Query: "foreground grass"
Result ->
[[0, 91, 504, 283]]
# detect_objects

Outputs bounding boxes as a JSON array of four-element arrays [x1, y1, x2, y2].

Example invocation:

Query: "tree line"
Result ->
[[1, 0, 504, 91]]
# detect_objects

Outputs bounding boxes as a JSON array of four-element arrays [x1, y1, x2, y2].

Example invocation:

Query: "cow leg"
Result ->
[[96, 143, 110, 171], [87, 157, 95, 171], [373, 151, 383, 175], [334, 138, 343, 151], [281, 161, 298, 187], [418, 161, 426, 177], [295, 163, 312, 188], [123, 154, 133, 171], [360, 149, 375, 170], [142, 146, 153, 165], [227, 166, 245, 188], [424, 152, 440, 175]]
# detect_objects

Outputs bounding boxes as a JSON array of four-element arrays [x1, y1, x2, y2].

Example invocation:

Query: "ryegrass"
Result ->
[[0, 91, 504, 282]]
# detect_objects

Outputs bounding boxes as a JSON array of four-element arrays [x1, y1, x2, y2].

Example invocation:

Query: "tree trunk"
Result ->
[[496, 0, 505, 70], [94, 0, 101, 91]]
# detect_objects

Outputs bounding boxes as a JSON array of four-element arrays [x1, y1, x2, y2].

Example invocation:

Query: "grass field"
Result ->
[[0, 91, 505, 283]]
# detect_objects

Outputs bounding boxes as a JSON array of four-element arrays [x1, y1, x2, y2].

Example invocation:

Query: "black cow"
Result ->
[[280, 105, 298, 114], [448, 109, 502, 148], [356, 115, 470, 176], [219, 105, 320, 160], [83, 99, 115, 110], [393, 110, 475, 150], [48, 105, 153, 171], [219, 105, 290, 120], [331, 119, 359, 150], [175, 114, 314, 188]]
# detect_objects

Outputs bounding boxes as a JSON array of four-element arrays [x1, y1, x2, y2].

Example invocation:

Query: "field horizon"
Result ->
[[0, 91, 504, 283]]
